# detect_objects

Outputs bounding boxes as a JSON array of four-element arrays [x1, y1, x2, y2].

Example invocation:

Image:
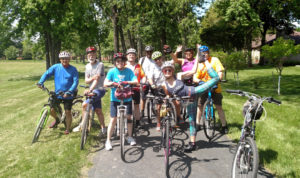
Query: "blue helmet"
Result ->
[[199, 45, 209, 52]]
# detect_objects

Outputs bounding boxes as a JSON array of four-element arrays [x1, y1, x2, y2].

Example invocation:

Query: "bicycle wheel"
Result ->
[[232, 137, 259, 178], [32, 109, 48, 143], [72, 99, 83, 120], [120, 111, 126, 161], [164, 118, 170, 177], [167, 102, 177, 127], [202, 100, 216, 141], [80, 111, 89, 150], [147, 99, 153, 123]]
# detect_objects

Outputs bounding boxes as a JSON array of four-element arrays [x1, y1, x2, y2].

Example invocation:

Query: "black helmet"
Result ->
[[145, 45, 154, 52]]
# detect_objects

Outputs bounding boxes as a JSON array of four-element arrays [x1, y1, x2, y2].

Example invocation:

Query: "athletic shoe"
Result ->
[[105, 140, 112, 151], [184, 142, 196, 152], [127, 137, 136, 146], [49, 120, 59, 128], [101, 127, 107, 135], [220, 126, 229, 134], [64, 130, 70, 135], [72, 124, 81, 132]]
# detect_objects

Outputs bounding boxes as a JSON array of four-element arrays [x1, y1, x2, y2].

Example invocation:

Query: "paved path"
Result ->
[[88, 122, 273, 178]]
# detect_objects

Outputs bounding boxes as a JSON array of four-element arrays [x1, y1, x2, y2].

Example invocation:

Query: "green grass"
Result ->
[[1, 60, 299, 177], [222, 66, 300, 177], [0, 60, 112, 177]]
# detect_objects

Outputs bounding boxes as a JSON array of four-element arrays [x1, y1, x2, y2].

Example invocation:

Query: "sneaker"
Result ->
[[220, 125, 229, 134], [49, 120, 59, 128], [184, 142, 196, 152], [196, 124, 202, 131], [156, 123, 161, 131], [127, 137, 136, 146], [101, 127, 107, 135], [105, 140, 112, 151], [72, 124, 81, 132], [64, 130, 70, 135]]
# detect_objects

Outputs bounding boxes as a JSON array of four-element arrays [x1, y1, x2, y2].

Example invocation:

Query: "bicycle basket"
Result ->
[[242, 101, 263, 120], [115, 87, 133, 100]]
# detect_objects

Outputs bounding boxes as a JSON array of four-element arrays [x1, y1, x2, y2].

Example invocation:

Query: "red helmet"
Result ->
[[113, 52, 127, 61], [86, 46, 96, 54]]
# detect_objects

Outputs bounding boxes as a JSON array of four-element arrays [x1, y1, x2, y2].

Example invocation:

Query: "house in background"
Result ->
[[251, 31, 300, 64]]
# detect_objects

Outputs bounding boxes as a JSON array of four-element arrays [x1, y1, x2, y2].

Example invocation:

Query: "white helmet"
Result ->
[[126, 48, 137, 55], [161, 61, 175, 70], [59, 51, 71, 58]]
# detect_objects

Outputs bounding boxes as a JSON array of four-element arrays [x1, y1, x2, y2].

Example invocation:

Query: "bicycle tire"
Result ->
[[169, 101, 177, 126], [120, 111, 126, 162], [164, 118, 170, 177], [147, 99, 153, 123], [32, 109, 48, 143], [80, 110, 89, 150], [202, 100, 216, 141], [232, 137, 259, 178]]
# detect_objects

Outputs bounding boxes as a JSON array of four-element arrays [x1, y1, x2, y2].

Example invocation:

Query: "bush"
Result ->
[[22, 47, 33, 60], [4, 46, 19, 60]]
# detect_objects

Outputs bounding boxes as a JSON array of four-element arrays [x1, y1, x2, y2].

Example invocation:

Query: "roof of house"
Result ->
[[252, 31, 300, 49]]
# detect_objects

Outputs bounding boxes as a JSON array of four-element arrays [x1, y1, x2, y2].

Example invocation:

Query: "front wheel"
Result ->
[[202, 100, 216, 141], [32, 109, 49, 143], [232, 137, 259, 178], [120, 111, 126, 162], [163, 118, 171, 177], [72, 100, 83, 120], [80, 111, 90, 150]]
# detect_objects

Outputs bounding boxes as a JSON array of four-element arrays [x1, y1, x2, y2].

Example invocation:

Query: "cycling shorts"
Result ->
[[54, 99, 73, 110], [132, 90, 140, 104], [199, 92, 223, 106], [84, 98, 102, 109]]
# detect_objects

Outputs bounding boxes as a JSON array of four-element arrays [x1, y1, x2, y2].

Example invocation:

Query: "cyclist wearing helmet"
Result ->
[[166, 44, 197, 86], [161, 50, 219, 152], [126, 48, 144, 127], [138, 45, 156, 120], [37, 51, 79, 135], [73, 46, 107, 136], [104, 52, 138, 151], [193, 45, 228, 134]]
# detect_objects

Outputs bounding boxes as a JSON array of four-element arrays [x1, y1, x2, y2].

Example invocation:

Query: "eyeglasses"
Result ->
[[163, 69, 173, 73]]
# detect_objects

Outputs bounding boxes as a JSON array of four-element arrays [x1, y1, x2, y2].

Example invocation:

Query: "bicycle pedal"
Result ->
[[153, 146, 160, 152]]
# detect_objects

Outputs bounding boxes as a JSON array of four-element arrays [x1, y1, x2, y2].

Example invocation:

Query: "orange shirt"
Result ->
[[126, 63, 144, 83], [195, 57, 224, 93]]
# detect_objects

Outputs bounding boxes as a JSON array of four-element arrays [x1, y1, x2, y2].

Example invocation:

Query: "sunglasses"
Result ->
[[163, 69, 173, 73]]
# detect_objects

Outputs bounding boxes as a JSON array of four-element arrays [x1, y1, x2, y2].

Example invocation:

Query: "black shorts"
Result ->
[[132, 90, 140, 104], [199, 92, 223, 106], [54, 99, 73, 110]]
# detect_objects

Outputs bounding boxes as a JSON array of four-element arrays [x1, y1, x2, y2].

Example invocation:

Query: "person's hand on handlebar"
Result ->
[[37, 83, 43, 89], [120, 81, 128, 85]]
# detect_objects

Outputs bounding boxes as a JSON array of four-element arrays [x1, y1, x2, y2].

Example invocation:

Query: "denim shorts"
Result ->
[[110, 101, 132, 117], [84, 98, 102, 110]]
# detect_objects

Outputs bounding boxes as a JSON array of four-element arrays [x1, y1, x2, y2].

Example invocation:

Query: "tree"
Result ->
[[261, 37, 300, 95], [4, 46, 19, 60], [225, 51, 247, 86]]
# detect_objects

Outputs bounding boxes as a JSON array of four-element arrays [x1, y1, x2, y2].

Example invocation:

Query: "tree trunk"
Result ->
[[112, 5, 119, 53], [246, 32, 253, 67], [259, 27, 268, 66], [119, 25, 126, 53], [137, 35, 142, 59], [97, 44, 102, 61], [127, 29, 134, 48], [44, 32, 51, 70]]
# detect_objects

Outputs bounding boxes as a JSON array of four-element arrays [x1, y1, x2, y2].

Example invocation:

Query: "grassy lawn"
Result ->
[[0, 60, 299, 177], [0, 60, 112, 177], [221, 66, 300, 178]]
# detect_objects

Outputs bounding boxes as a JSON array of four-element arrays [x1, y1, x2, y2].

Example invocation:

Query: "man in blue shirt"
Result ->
[[38, 51, 79, 135]]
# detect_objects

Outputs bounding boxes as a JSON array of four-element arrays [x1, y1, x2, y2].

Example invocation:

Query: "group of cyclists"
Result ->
[[37, 43, 228, 153]]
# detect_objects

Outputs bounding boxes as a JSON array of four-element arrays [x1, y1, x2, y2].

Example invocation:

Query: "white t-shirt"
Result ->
[[85, 61, 105, 89]]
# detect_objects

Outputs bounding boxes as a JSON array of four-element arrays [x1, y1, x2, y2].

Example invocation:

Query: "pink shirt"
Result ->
[[181, 58, 195, 72]]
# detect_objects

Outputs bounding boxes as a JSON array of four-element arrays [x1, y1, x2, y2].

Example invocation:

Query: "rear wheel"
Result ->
[[202, 100, 216, 141], [32, 109, 48, 143], [120, 111, 126, 162], [80, 111, 89, 150], [72, 100, 83, 120], [232, 137, 259, 178]]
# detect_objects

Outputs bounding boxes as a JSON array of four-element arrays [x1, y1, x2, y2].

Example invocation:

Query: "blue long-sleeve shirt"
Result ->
[[38, 63, 79, 99]]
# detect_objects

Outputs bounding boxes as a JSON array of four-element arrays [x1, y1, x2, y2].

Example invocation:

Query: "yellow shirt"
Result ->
[[195, 57, 224, 93]]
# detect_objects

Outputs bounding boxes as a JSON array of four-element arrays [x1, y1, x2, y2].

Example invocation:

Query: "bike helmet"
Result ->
[[152, 51, 162, 60], [126, 48, 137, 55], [161, 61, 175, 70], [86, 46, 96, 54], [113, 52, 127, 61], [185, 47, 194, 52], [59, 51, 71, 58], [199, 45, 209, 52], [145, 45, 154, 52]]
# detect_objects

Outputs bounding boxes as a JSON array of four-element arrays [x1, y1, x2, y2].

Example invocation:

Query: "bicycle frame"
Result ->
[[205, 89, 214, 122]]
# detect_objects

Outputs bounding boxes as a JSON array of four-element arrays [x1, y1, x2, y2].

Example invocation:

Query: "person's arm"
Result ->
[[161, 83, 170, 96], [38, 65, 55, 85], [176, 50, 199, 80], [68, 67, 79, 94], [170, 45, 184, 65]]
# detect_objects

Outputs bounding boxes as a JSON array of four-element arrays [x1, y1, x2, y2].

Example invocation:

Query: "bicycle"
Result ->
[[202, 88, 217, 141], [32, 85, 83, 143], [79, 85, 106, 150], [152, 94, 189, 177], [226, 89, 281, 178]]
